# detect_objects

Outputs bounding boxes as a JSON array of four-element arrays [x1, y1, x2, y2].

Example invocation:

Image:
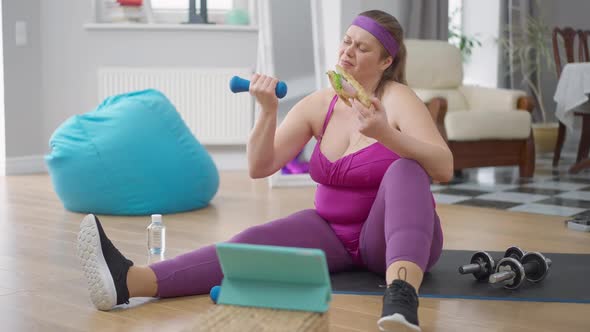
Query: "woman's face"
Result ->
[[338, 25, 392, 81]]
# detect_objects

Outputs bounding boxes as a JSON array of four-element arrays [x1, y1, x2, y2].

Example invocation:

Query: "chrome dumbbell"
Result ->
[[488, 251, 552, 289], [458, 246, 526, 281]]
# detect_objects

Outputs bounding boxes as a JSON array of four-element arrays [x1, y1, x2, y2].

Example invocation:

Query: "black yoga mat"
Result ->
[[331, 250, 590, 304]]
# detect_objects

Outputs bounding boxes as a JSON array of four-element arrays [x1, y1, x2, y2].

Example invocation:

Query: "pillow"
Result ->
[[46, 89, 219, 215]]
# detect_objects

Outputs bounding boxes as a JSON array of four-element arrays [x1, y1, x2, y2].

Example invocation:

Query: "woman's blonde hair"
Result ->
[[358, 10, 407, 96]]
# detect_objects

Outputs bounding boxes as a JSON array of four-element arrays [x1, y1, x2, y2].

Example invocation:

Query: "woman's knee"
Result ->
[[229, 224, 268, 244], [384, 158, 428, 182]]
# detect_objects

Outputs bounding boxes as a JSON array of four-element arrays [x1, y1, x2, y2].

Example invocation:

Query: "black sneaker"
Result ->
[[77, 214, 134, 311], [377, 279, 421, 332]]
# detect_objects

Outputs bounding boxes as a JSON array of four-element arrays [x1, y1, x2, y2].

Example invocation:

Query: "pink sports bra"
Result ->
[[308, 95, 400, 258]]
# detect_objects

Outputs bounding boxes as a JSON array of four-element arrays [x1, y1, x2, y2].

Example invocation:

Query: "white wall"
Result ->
[[41, 0, 258, 161], [462, 0, 500, 87], [2, 0, 259, 173], [0, 0, 5, 175], [270, 0, 316, 116], [270, 0, 314, 81], [318, 0, 343, 88], [270, 0, 318, 163], [1, 0, 331, 174], [2, 0, 43, 161]]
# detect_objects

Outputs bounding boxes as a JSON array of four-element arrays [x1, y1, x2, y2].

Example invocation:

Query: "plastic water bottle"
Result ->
[[147, 214, 166, 255]]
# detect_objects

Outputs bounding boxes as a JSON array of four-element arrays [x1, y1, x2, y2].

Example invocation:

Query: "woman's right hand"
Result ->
[[249, 73, 279, 113]]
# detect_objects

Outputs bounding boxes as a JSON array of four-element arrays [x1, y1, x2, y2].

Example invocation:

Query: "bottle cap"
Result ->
[[151, 214, 162, 224]]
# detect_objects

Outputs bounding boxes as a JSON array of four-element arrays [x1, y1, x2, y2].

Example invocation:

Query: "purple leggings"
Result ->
[[150, 159, 443, 298]]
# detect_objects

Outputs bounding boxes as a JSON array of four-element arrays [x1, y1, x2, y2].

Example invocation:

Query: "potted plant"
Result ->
[[497, 2, 557, 154], [448, 6, 482, 63]]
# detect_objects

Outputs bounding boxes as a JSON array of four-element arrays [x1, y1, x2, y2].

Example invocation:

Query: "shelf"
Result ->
[[84, 23, 258, 32]]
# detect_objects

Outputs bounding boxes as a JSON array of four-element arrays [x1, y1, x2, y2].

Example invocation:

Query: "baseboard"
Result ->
[[4, 155, 47, 175]]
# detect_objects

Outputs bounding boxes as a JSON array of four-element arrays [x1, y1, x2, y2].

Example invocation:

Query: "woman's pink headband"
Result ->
[[351, 15, 399, 58]]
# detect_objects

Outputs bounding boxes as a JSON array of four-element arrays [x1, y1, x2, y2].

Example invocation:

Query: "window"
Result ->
[[150, 0, 232, 11], [149, 0, 238, 24], [95, 0, 250, 25], [448, 0, 463, 52]]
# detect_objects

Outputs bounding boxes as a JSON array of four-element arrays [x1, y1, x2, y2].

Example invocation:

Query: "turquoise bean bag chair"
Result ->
[[46, 89, 219, 215]]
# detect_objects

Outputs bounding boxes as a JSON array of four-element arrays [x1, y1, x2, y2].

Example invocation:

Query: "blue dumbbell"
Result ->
[[210, 285, 221, 304], [229, 76, 288, 99]]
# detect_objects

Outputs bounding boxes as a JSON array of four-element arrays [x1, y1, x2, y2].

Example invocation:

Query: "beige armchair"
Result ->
[[404, 39, 536, 178]]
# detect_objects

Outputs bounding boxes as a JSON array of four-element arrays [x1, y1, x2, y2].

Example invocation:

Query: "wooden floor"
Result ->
[[1, 172, 589, 331]]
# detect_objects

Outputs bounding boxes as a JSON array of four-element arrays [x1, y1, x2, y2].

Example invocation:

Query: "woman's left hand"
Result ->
[[350, 97, 392, 141]]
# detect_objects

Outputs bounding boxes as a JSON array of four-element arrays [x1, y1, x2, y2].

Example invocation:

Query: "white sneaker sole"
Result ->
[[77, 214, 117, 311], [378, 313, 421, 332]]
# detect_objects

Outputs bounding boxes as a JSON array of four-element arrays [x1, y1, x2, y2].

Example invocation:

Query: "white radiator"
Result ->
[[98, 67, 253, 145]]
